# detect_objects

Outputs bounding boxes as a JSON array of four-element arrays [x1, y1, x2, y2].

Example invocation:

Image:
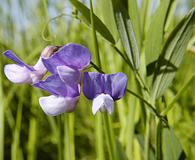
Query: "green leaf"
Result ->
[[111, 0, 140, 70], [96, 0, 118, 41], [69, 0, 115, 44], [163, 128, 184, 160], [128, 0, 142, 50], [145, 0, 171, 68], [151, 8, 195, 100]]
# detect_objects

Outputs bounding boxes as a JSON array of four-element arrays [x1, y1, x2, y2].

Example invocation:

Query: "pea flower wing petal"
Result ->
[[33, 74, 80, 97], [4, 64, 32, 83]]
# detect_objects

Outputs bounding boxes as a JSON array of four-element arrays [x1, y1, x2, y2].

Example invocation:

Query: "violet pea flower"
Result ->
[[83, 72, 128, 115], [41, 43, 91, 83], [3, 46, 58, 84], [33, 74, 80, 116], [33, 43, 91, 116]]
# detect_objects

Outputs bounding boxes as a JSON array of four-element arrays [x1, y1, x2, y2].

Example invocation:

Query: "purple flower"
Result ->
[[33, 43, 92, 116], [3, 46, 58, 84], [83, 72, 128, 115], [42, 43, 91, 77], [33, 74, 80, 116]]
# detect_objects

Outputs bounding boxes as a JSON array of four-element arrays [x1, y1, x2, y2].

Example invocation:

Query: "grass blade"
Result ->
[[111, 0, 140, 70], [69, 0, 115, 44]]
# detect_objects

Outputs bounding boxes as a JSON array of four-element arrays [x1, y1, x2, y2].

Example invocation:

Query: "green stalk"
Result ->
[[11, 87, 24, 160], [161, 74, 195, 116], [0, 59, 4, 160], [144, 112, 151, 160], [156, 120, 163, 160], [90, 0, 101, 68], [103, 113, 116, 160], [64, 113, 75, 160], [27, 118, 37, 160], [27, 91, 38, 160], [126, 75, 137, 160], [90, 1, 104, 160], [57, 116, 63, 160]]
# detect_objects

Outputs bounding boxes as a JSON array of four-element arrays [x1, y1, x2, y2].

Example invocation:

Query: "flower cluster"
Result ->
[[3, 43, 128, 116]]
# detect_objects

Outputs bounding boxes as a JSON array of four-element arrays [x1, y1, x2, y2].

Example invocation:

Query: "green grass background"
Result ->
[[0, 0, 195, 159]]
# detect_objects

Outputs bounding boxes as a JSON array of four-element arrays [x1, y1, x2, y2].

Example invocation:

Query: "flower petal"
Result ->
[[104, 72, 128, 100], [4, 64, 32, 84], [42, 43, 91, 73], [3, 50, 34, 71], [83, 72, 104, 100], [39, 95, 79, 116], [57, 65, 81, 84], [92, 93, 114, 115], [33, 74, 80, 97]]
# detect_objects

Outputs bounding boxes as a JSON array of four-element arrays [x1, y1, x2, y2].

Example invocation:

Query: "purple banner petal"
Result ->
[[42, 43, 91, 73]]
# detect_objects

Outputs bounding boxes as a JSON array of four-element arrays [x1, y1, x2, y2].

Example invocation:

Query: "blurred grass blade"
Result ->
[[164, 1, 178, 35], [145, 0, 171, 70], [0, 57, 4, 160], [69, 0, 115, 44], [151, 8, 195, 100], [111, 0, 140, 70], [163, 128, 184, 160], [128, 0, 141, 50], [97, 0, 118, 41]]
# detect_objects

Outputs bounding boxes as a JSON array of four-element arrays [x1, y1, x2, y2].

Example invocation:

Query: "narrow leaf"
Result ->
[[128, 0, 142, 50], [69, 0, 115, 44], [111, 0, 140, 70], [151, 8, 195, 100], [145, 0, 171, 68], [97, 0, 118, 41]]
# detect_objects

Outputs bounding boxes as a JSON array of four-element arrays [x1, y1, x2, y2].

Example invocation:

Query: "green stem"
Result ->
[[64, 113, 75, 160], [57, 116, 63, 160], [144, 112, 151, 160], [161, 74, 195, 116], [90, 1, 104, 159], [156, 120, 163, 160], [126, 98, 136, 159], [11, 88, 24, 160], [90, 0, 101, 68], [111, 45, 149, 93], [95, 113, 104, 160], [0, 62, 4, 160], [27, 118, 37, 160], [103, 113, 116, 160], [27, 91, 38, 160]]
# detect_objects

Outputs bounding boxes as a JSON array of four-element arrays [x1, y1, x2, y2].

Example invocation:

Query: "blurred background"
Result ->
[[0, 0, 195, 159]]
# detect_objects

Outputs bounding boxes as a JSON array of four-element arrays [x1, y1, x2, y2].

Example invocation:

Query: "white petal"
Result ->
[[33, 57, 47, 74], [4, 64, 32, 84], [92, 94, 114, 115], [39, 95, 79, 116]]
